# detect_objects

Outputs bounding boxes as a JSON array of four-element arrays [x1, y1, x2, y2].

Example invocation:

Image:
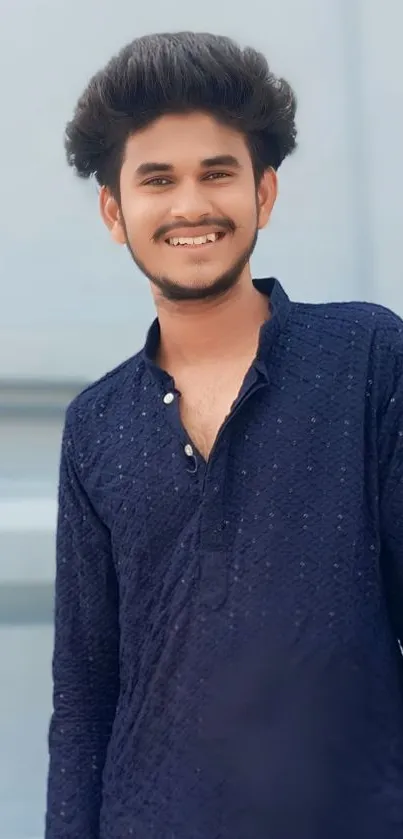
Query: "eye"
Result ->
[[143, 177, 171, 186], [204, 171, 232, 180]]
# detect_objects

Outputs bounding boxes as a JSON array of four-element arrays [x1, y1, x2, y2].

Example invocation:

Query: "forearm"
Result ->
[[45, 713, 113, 838], [45, 633, 119, 838], [45, 410, 119, 837]]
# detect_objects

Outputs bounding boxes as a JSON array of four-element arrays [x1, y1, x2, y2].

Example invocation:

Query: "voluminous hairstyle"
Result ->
[[65, 31, 298, 198]]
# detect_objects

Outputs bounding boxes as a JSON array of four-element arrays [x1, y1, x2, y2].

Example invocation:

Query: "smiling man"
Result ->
[[46, 31, 403, 839]]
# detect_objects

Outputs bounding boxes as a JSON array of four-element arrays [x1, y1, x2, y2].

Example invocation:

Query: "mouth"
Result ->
[[165, 231, 227, 248]]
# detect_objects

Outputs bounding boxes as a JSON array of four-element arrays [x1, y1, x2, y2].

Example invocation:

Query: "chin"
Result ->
[[150, 265, 243, 303], [156, 274, 240, 303]]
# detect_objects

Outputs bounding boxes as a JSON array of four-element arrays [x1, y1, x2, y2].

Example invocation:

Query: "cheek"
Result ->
[[224, 183, 258, 231], [120, 193, 156, 238], [124, 212, 156, 253], [236, 202, 258, 237]]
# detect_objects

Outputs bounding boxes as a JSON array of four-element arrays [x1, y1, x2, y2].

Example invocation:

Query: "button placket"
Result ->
[[161, 389, 202, 477], [198, 436, 229, 548], [197, 444, 229, 609], [184, 443, 198, 474]]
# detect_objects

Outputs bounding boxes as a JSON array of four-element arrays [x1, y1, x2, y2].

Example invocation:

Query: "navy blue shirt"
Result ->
[[46, 279, 403, 838]]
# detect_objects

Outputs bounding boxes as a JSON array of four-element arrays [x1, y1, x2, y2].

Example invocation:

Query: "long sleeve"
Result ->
[[45, 406, 120, 838], [378, 318, 403, 642]]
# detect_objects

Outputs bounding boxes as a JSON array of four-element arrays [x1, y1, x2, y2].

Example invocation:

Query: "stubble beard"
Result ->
[[120, 214, 260, 303]]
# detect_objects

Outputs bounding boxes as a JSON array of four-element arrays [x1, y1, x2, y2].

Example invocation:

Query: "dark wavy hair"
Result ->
[[65, 31, 298, 199]]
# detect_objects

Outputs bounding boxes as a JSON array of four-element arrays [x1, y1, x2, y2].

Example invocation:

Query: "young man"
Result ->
[[46, 31, 403, 839]]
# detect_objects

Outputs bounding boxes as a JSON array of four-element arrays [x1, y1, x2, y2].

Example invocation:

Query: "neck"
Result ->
[[155, 269, 271, 369]]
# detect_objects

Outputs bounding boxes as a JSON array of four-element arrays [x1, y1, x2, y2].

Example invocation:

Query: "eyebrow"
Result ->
[[134, 154, 242, 178]]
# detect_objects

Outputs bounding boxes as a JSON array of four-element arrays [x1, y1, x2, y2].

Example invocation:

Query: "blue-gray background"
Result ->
[[1, 1, 402, 836]]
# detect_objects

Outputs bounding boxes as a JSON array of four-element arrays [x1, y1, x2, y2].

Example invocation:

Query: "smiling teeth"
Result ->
[[168, 233, 219, 246]]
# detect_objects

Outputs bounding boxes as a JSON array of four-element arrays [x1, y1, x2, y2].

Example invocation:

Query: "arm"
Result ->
[[45, 406, 120, 838], [378, 320, 403, 642]]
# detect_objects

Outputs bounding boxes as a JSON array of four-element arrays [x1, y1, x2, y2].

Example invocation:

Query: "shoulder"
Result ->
[[282, 299, 403, 410], [289, 299, 403, 356], [63, 348, 147, 446]]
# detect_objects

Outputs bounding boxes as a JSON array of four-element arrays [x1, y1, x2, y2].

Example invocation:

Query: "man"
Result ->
[[46, 31, 403, 839]]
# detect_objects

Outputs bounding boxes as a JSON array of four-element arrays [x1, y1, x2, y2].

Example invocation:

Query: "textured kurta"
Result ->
[[46, 278, 403, 838]]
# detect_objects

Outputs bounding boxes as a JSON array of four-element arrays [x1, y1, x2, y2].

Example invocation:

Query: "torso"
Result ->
[[173, 359, 252, 460], [73, 293, 403, 837]]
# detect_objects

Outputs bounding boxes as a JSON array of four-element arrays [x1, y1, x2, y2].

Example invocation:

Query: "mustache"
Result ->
[[153, 217, 235, 241]]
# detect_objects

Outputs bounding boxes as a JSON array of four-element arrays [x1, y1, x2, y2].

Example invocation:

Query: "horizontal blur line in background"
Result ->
[[0, 583, 53, 625], [0, 378, 87, 417]]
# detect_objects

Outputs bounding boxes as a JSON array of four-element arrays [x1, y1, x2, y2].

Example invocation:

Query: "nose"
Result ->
[[170, 177, 213, 222]]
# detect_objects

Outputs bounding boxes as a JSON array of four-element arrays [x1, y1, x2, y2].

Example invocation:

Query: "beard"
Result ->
[[120, 214, 259, 303]]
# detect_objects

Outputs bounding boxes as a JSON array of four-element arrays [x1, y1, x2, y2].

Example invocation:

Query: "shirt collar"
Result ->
[[252, 278, 291, 372], [143, 277, 291, 378]]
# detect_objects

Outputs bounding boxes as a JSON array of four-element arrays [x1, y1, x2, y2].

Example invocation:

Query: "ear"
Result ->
[[99, 186, 126, 245], [256, 167, 278, 231]]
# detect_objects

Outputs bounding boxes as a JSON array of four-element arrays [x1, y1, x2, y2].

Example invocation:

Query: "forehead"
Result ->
[[123, 111, 251, 171]]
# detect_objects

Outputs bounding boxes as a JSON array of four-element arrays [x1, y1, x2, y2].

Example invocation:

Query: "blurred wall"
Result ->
[[0, 0, 402, 383]]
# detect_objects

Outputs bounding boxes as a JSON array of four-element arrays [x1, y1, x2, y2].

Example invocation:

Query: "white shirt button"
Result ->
[[163, 392, 175, 405], [184, 444, 194, 457]]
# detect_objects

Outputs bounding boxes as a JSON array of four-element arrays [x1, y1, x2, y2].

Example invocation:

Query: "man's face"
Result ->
[[101, 111, 276, 301]]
